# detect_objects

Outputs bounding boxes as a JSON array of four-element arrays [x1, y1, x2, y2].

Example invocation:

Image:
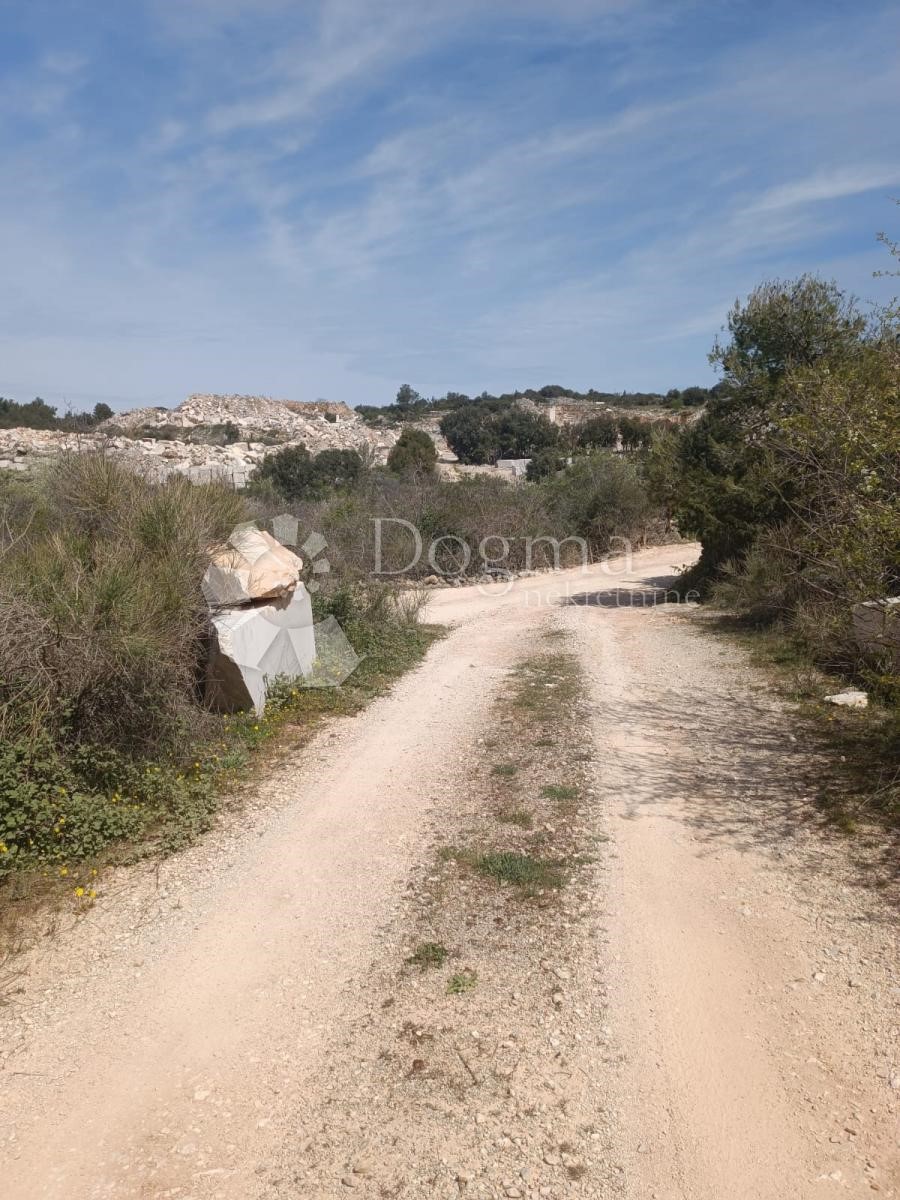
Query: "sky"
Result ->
[[0, 0, 898, 412]]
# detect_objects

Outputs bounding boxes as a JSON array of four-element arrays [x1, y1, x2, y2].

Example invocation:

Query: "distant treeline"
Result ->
[[0, 396, 113, 431], [355, 381, 723, 425]]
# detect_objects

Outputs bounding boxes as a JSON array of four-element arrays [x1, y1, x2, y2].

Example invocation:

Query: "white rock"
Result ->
[[824, 690, 868, 709], [204, 527, 303, 606], [205, 586, 316, 713]]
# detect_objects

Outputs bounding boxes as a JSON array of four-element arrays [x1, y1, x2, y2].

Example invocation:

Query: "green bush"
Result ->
[[249, 444, 363, 501], [0, 451, 444, 879], [0, 454, 244, 757], [543, 452, 652, 555], [387, 428, 438, 475], [440, 404, 558, 465], [525, 448, 567, 481]]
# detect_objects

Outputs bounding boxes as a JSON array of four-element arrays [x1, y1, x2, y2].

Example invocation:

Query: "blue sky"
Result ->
[[1, 0, 898, 411]]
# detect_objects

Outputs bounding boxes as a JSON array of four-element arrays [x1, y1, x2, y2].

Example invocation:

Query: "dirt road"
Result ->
[[2, 546, 897, 1199]]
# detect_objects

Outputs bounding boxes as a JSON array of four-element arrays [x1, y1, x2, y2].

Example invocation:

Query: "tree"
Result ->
[[679, 386, 709, 407], [440, 407, 498, 464], [250, 445, 364, 500], [674, 275, 871, 583], [395, 383, 421, 412], [576, 414, 618, 450], [618, 415, 651, 452], [0, 397, 59, 430], [387, 428, 438, 475], [711, 275, 867, 387], [492, 408, 558, 458], [643, 425, 682, 532], [439, 405, 558, 464], [544, 453, 651, 555], [525, 448, 567, 481], [92, 402, 114, 423]]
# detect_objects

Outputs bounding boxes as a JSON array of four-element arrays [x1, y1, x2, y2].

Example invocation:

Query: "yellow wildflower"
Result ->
[[74, 887, 84, 897]]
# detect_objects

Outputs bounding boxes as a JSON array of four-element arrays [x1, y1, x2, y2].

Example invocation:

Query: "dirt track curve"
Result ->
[[2, 545, 897, 1199]]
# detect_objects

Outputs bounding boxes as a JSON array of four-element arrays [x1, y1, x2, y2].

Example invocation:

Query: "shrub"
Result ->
[[526, 448, 567, 481], [709, 541, 801, 626], [543, 452, 652, 555], [387, 428, 438, 475], [672, 275, 871, 584], [249, 445, 364, 501], [0, 453, 245, 757], [249, 444, 317, 501], [0, 451, 445, 879], [313, 448, 364, 491]]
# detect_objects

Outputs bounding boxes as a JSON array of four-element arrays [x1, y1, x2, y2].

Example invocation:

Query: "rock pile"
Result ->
[[103, 393, 380, 452], [0, 394, 400, 482]]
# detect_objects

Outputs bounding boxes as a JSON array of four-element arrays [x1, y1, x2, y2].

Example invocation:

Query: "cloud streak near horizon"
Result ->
[[0, 0, 898, 411]]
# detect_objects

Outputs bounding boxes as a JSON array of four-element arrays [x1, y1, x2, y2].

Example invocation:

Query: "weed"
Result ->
[[474, 851, 563, 891], [498, 807, 533, 829], [407, 941, 448, 969], [447, 969, 478, 994], [510, 653, 581, 715], [491, 763, 517, 778], [541, 784, 579, 802]]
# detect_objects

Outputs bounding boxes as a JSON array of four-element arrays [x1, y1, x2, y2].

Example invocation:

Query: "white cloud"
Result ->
[[746, 165, 900, 214]]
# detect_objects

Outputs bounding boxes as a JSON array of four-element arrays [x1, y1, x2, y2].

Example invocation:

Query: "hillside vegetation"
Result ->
[[0, 396, 113, 431], [0, 457, 434, 889], [643, 271, 899, 820], [356, 381, 719, 425]]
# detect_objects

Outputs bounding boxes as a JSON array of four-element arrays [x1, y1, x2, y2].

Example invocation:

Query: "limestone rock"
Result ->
[[0, 393, 403, 482], [824, 689, 868, 709], [204, 527, 303, 607], [205, 586, 316, 714]]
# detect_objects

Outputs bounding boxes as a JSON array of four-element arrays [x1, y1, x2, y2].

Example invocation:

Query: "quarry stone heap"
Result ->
[[102, 393, 364, 444], [0, 394, 400, 483]]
